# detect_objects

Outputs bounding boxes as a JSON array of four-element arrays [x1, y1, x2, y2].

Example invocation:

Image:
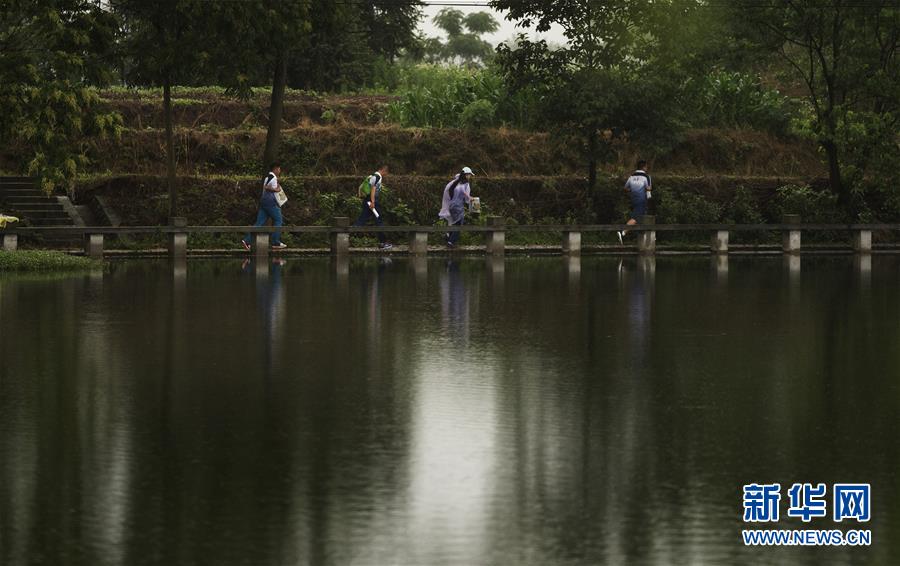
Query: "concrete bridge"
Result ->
[[2, 215, 897, 259]]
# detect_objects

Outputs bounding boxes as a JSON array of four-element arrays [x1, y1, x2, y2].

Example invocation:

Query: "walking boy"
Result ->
[[353, 164, 392, 250], [618, 160, 652, 244], [242, 162, 287, 251]]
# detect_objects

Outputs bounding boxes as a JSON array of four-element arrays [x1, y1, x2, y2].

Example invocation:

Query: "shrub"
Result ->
[[461, 99, 496, 129], [656, 190, 724, 224], [770, 183, 844, 223], [723, 186, 764, 224]]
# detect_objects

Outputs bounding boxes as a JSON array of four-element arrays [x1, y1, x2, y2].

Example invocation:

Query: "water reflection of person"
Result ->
[[440, 260, 470, 344], [618, 257, 654, 366], [358, 258, 391, 356], [242, 258, 286, 366]]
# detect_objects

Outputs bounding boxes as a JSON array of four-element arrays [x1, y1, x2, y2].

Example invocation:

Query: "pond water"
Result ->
[[1, 255, 898, 566]]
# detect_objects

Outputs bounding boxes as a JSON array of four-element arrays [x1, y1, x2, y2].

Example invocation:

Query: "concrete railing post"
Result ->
[[782, 214, 801, 254], [485, 216, 505, 255], [168, 217, 188, 259], [84, 233, 104, 259], [2, 233, 17, 252], [409, 231, 428, 255], [853, 230, 872, 254], [562, 230, 581, 255], [637, 215, 656, 254], [711, 230, 729, 254], [330, 217, 349, 256], [252, 232, 269, 259]]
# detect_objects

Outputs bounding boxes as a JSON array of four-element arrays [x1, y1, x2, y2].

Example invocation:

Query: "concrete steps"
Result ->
[[0, 177, 82, 240]]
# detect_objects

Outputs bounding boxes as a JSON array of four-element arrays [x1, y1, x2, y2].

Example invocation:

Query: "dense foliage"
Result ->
[[0, 0, 120, 193]]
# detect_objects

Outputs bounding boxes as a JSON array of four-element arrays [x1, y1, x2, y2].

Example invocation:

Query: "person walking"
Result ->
[[353, 164, 392, 250], [618, 160, 652, 244], [438, 167, 475, 248], [242, 162, 287, 251]]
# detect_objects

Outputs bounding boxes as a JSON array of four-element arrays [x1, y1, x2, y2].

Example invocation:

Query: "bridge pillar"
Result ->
[[84, 233, 104, 259], [409, 231, 428, 255], [853, 230, 872, 253], [168, 217, 187, 258], [485, 216, 505, 255], [562, 230, 581, 255], [2, 233, 17, 251], [252, 232, 269, 259], [782, 214, 801, 254], [330, 217, 349, 256], [711, 230, 729, 254], [637, 215, 656, 254]]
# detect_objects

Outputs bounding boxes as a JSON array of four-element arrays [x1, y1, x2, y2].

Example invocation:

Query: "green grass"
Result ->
[[0, 251, 101, 272]]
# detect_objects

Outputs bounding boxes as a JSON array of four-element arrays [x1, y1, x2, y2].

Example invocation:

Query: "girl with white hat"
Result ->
[[438, 167, 476, 248]]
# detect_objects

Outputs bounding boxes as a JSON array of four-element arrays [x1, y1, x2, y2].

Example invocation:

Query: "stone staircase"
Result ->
[[0, 176, 83, 243]]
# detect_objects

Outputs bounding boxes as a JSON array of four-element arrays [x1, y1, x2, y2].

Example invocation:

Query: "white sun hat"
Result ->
[[462, 166, 475, 175]]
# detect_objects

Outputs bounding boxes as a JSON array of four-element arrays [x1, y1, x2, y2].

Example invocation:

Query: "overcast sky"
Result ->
[[418, 2, 567, 48]]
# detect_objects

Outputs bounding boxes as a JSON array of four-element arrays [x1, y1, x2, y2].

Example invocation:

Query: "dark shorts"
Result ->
[[631, 199, 647, 218]]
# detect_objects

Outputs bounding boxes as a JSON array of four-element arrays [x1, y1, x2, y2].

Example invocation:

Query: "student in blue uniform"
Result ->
[[618, 160, 652, 244], [242, 162, 287, 251]]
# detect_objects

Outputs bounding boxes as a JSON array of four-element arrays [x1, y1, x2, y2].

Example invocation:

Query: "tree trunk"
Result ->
[[263, 51, 287, 170], [164, 77, 177, 218], [822, 138, 848, 210], [587, 129, 599, 219]]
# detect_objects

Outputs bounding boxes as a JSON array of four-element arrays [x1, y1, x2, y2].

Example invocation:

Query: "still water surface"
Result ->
[[0, 256, 898, 566]]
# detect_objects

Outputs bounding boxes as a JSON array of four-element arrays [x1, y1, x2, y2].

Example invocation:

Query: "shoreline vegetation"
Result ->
[[0, 251, 100, 272]]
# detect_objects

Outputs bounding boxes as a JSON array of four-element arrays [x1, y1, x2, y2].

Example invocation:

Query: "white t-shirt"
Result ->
[[625, 170, 651, 200], [261, 172, 278, 202]]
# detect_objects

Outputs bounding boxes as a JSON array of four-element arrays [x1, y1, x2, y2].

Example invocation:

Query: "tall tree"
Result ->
[[359, 0, 423, 63], [0, 0, 120, 194], [734, 1, 899, 210], [112, 0, 207, 219], [426, 8, 499, 66], [260, 1, 310, 170]]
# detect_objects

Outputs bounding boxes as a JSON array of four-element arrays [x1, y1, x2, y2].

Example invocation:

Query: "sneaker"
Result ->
[[379, 242, 393, 250], [446, 240, 455, 248], [617, 231, 624, 245], [271, 242, 287, 249], [241, 239, 251, 251]]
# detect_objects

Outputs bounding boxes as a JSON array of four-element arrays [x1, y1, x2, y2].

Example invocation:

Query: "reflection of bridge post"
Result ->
[[254, 258, 269, 280], [785, 255, 801, 287], [333, 255, 349, 285], [171, 257, 187, 282], [87, 264, 104, 292], [855, 254, 871, 288], [565, 255, 580, 291], [785, 255, 801, 276], [412, 255, 428, 287], [638, 255, 656, 280], [713, 254, 728, 283], [486, 255, 504, 294]]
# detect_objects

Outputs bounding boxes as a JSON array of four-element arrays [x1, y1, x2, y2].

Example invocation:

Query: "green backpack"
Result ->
[[357, 172, 381, 199]]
